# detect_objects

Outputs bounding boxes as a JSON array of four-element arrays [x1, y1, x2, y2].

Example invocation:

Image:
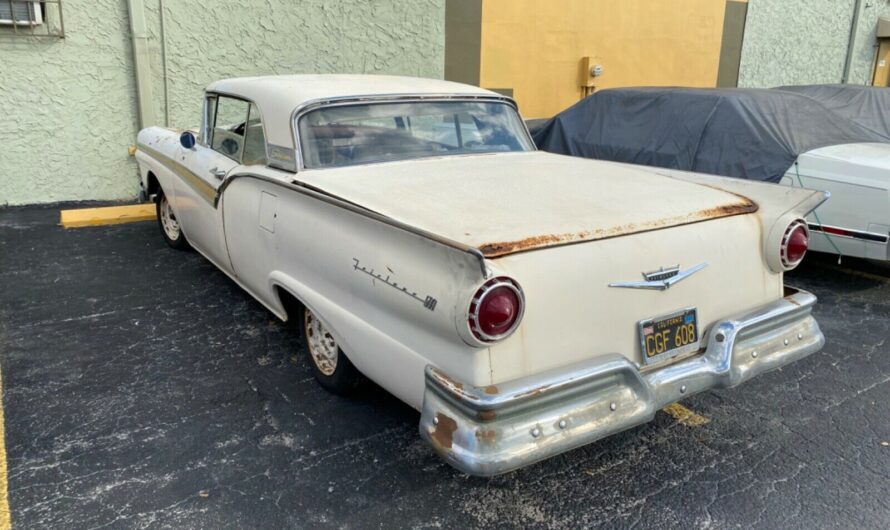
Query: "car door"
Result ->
[[174, 94, 247, 271]]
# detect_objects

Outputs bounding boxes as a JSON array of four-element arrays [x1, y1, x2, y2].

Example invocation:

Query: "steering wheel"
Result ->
[[220, 138, 240, 156]]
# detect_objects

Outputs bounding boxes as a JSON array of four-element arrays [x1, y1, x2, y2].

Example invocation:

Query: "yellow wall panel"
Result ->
[[480, 0, 728, 118]]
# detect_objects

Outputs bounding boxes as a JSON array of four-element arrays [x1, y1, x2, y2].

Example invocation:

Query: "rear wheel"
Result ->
[[302, 307, 364, 394], [156, 188, 190, 251]]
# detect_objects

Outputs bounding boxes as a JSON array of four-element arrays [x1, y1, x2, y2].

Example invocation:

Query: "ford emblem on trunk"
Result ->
[[609, 263, 708, 291], [643, 265, 681, 282]]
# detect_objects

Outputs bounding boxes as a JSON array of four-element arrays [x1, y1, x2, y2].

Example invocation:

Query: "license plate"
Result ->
[[638, 308, 699, 365]]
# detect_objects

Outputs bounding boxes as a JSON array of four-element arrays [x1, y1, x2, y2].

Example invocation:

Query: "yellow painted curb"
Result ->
[[0, 365, 11, 530], [60, 204, 156, 228], [662, 403, 710, 427]]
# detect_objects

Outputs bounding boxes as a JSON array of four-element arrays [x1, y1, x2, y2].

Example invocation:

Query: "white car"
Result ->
[[783, 143, 890, 260], [135, 75, 826, 476], [776, 85, 890, 260]]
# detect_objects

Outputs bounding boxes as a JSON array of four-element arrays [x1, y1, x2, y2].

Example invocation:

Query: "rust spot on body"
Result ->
[[696, 201, 757, 219], [483, 385, 499, 395], [477, 410, 497, 421], [430, 413, 458, 450], [475, 429, 497, 443], [478, 200, 758, 258]]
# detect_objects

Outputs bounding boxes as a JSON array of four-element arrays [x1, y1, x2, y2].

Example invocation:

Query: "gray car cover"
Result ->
[[531, 87, 890, 183], [776, 84, 890, 138]]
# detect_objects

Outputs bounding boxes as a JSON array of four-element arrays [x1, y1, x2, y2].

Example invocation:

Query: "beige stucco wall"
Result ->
[[0, 0, 445, 206], [738, 0, 890, 87], [478, 0, 729, 119]]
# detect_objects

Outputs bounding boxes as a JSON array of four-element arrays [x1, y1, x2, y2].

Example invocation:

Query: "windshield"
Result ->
[[297, 100, 534, 169]]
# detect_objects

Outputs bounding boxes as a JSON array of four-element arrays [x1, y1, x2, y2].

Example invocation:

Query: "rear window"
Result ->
[[297, 100, 534, 169]]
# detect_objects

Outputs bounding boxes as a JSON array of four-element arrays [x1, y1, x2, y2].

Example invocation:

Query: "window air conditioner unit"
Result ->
[[0, 1, 43, 26]]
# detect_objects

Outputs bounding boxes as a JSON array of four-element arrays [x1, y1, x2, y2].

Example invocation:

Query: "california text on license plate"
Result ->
[[638, 308, 700, 365]]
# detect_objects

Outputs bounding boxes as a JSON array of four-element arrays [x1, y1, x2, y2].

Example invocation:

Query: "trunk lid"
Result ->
[[296, 151, 756, 257]]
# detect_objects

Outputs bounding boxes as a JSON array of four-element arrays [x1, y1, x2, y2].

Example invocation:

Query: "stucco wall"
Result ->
[[0, 0, 445, 206], [0, 0, 140, 206], [739, 0, 890, 87]]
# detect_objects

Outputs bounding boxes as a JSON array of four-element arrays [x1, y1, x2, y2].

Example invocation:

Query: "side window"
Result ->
[[241, 103, 267, 166], [211, 96, 250, 160]]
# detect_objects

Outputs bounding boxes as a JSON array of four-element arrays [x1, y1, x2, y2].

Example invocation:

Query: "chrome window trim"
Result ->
[[200, 94, 218, 146], [290, 94, 536, 171]]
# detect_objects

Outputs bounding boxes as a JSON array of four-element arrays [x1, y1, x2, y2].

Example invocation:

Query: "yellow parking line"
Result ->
[[662, 403, 710, 427], [60, 204, 156, 228], [0, 365, 11, 529]]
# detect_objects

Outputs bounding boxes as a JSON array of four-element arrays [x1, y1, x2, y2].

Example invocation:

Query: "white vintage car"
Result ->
[[135, 75, 826, 476]]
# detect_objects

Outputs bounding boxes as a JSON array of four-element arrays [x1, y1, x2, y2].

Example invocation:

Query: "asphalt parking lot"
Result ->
[[1, 204, 889, 529]]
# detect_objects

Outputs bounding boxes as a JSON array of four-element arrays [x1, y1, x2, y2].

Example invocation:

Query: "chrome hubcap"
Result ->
[[159, 195, 180, 241], [305, 309, 338, 376]]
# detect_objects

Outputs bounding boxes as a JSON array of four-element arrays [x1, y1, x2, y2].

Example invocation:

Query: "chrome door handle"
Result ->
[[209, 167, 227, 180]]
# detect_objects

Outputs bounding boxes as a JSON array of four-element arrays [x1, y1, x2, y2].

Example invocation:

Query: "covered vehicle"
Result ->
[[136, 75, 826, 476], [777, 84, 890, 138], [533, 87, 890, 260]]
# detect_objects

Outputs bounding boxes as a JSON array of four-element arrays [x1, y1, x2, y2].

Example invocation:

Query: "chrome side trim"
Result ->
[[808, 222, 890, 244], [420, 286, 824, 476], [608, 262, 708, 291]]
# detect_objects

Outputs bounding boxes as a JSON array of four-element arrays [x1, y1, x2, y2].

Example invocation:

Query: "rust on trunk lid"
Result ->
[[478, 200, 757, 258]]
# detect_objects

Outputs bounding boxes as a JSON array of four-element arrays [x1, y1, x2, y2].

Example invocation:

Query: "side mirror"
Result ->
[[180, 131, 196, 149]]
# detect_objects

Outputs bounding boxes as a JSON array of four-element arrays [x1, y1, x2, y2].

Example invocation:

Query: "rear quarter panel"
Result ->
[[221, 174, 493, 409]]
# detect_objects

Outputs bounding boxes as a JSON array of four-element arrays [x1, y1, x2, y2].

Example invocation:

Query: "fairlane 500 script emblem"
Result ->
[[608, 263, 708, 291], [353, 258, 438, 311]]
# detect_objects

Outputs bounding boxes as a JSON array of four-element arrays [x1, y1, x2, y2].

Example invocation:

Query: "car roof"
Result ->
[[204, 75, 503, 160], [207, 74, 496, 106]]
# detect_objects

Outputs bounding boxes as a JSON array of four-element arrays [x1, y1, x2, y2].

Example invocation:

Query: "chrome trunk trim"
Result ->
[[609, 262, 707, 290]]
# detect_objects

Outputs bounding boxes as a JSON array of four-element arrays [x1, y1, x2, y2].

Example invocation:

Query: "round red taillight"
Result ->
[[468, 277, 524, 343], [782, 221, 809, 268]]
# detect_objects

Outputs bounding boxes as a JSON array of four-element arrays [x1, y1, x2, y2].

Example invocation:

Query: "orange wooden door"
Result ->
[[873, 40, 890, 87]]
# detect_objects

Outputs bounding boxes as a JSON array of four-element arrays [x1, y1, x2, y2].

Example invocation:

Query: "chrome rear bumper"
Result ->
[[420, 287, 824, 476]]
